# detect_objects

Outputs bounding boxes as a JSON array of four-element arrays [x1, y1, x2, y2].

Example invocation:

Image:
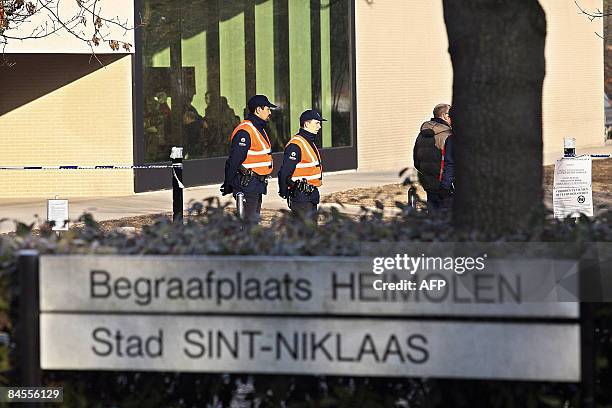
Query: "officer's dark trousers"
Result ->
[[291, 201, 317, 224], [236, 192, 262, 223]]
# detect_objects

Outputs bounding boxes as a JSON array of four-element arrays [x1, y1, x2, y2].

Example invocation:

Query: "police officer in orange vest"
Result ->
[[278, 109, 325, 222], [220, 95, 276, 223]]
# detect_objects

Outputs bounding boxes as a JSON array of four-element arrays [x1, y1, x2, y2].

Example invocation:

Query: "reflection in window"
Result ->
[[142, 0, 351, 163]]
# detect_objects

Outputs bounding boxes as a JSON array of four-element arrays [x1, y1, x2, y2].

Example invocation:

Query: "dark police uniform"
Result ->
[[278, 110, 326, 222], [221, 95, 276, 223]]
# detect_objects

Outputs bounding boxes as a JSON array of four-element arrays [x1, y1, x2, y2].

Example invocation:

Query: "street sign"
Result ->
[[39, 256, 579, 317], [40, 314, 580, 382], [36, 255, 582, 381]]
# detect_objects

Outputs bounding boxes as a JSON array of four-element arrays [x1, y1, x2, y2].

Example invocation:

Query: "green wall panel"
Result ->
[[220, 12, 246, 116], [152, 47, 170, 67], [255, 0, 275, 99], [182, 32, 207, 114], [289, 0, 312, 134]]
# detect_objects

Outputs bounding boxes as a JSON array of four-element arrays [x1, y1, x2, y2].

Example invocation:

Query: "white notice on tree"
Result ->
[[47, 199, 69, 231], [553, 156, 593, 218]]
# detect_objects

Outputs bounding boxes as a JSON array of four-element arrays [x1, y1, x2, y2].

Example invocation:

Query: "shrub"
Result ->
[[0, 199, 610, 407]]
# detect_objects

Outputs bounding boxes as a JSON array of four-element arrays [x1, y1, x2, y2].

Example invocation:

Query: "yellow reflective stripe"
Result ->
[[248, 148, 272, 155], [292, 173, 322, 181], [243, 161, 273, 169], [295, 161, 320, 168], [291, 135, 317, 163], [244, 121, 269, 150]]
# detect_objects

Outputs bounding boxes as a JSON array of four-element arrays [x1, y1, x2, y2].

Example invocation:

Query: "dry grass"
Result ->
[[322, 159, 612, 210], [78, 208, 286, 233], [321, 184, 414, 208]]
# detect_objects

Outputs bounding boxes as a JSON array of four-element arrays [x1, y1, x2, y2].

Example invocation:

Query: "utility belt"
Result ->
[[290, 178, 317, 196], [239, 166, 269, 187]]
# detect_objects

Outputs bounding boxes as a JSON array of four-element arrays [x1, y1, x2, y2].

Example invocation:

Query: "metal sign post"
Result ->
[[557, 139, 603, 407], [579, 244, 601, 408], [16, 250, 41, 408]]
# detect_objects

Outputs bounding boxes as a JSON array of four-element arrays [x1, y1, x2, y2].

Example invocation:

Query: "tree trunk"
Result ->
[[605, 0, 612, 98], [443, 0, 546, 232]]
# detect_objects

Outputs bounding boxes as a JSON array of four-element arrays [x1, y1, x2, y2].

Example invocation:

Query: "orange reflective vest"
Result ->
[[286, 134, 322, 187], [230, 120, 273, 175]]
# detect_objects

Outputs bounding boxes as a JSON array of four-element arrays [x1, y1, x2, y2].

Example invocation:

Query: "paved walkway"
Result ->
[[0, 170, 401, 234], [1, 144, 609, 234]]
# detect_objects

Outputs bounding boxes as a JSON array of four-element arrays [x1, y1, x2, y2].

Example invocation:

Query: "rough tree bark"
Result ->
[[443, 0, 546, 232], [605, 0, 612, 97]]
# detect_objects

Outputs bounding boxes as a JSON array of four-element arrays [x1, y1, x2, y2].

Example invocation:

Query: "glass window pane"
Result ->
[[328, 0, 351, 147], [141, 0, 352, 163], [181, 8, 207, 158], [288, 0, 312, 135], [143, 0, 180, 163], [182, 0, 227, 159], [219, 2, 246, 120], [255, 1, 275, 99], [320, 0, 332, 147]]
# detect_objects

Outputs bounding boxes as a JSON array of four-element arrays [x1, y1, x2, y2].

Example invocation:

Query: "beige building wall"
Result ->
[[540, 0, 605, 157], [355, 0, 605, 171], [354, 0, 453, 172], [0, 55, 134, 198]]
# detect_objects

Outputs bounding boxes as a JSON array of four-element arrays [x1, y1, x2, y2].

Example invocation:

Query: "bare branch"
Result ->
[[0, 0, 135, 60], [575, 0, 612, 19], [575, 1, 607, 39]]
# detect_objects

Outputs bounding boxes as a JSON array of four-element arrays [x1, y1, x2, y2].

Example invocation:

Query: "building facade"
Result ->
[[0, 0, 604, 197]]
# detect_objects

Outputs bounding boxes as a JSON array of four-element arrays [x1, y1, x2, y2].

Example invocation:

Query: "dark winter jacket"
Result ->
[[223, 113, 270, 194], [413, 118, 454, 191], [277, 128, 321, 204]]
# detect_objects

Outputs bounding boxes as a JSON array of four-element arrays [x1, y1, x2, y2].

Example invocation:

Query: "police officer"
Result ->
[[278, 110, 325, 222], [220, 95, 276, 223]]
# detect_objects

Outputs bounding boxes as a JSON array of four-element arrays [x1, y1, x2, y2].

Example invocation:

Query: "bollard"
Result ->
[[170, 147, 184, 223], [236, 192, 245, 220], [408, 187, 418, 209]]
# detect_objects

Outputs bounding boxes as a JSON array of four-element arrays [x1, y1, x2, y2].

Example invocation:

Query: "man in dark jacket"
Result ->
[[413, 103, 454, 210]]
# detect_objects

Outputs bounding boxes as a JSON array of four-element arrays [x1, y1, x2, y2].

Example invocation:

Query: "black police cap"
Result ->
[[299, 109, 327, 124], [247, 95, 277, 112]]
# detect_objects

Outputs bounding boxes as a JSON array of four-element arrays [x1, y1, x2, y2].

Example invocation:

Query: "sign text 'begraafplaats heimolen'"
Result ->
[[38, 255, 581, 381]]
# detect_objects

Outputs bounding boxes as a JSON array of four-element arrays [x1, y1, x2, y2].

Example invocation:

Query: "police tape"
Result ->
[[0, 165, 174, 170], [0, 164, 185, 189], [560, 154, 611, 160]]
